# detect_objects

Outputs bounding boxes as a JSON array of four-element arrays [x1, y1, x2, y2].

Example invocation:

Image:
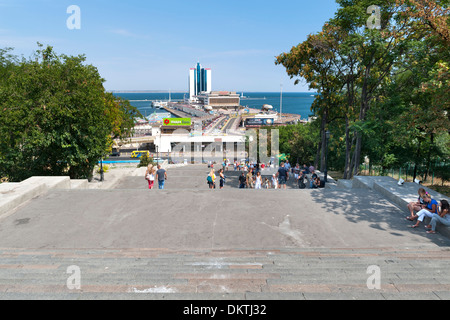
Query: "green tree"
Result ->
[[261, 123, 319, 166], [276, 23, 352, 171], [0, 45, 141, 181], [277, 0, 448, 179]]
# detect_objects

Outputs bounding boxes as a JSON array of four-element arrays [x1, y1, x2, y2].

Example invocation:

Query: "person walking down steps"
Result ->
[[145, 164, 156, 189], [155, 165, 167, 190], [207, 169, 216, 189]]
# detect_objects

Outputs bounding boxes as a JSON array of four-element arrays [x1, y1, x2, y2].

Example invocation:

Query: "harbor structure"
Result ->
[[196, 91, 241, 110], [114, 62, 302, 159]]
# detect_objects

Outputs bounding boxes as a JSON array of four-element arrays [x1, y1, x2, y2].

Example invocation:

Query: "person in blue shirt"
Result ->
[[276, 162, 289, 189], [285, 160, 291, 172], [309, 170, 318, 189], [155, 165, 167, 189], [409, 194, 439, 228]]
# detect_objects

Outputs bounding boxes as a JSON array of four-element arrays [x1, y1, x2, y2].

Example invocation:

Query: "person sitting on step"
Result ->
[[406, 188, 428, 221], [426, 200, 450, 234], [409, 194, 439, 229]]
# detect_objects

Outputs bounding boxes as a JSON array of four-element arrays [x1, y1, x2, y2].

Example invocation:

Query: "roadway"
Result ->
[[106, 155, 170, 162]]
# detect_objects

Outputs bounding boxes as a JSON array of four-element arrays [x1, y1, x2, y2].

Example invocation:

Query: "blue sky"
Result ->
[[0, 0, 339, 92]]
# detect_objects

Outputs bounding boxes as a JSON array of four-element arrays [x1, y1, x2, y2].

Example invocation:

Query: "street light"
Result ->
[[324, 131, 330, 183], [100, 158, 104, 182]]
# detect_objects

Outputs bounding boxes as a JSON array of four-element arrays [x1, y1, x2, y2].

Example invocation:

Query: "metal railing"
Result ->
[[359, 163, 449, 185]]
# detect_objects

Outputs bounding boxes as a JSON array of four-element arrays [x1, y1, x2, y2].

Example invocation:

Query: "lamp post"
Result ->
[[324, 131, 330, 183], [100, 158, 104, 182]]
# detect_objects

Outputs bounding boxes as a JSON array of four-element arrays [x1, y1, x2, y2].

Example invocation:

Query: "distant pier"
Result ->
[[161, 105, 191, 119]]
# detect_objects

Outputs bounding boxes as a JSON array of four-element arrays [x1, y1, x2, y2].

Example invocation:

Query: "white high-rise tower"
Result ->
[[189, 62, 212, 101]]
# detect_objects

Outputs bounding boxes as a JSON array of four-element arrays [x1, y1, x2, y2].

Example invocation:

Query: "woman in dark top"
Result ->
[[426, 200, 450, 234]]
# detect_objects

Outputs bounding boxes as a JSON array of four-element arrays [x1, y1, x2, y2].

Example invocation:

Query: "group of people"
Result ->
[[233, 161, 323, 190], [274, 162, 324, 190], [207, 168, 226, 189], [238, 170, 273, 189], [406, 187, 450, 234], [144, 164, 167, 189], [232, 160, 271, 172], [206, 159, 325, 190]]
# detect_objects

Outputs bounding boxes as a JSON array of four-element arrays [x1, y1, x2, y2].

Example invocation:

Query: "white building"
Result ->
[[152, 126, 245, 162], [197, 91, 241, 109], [189, 62, 212, 101]]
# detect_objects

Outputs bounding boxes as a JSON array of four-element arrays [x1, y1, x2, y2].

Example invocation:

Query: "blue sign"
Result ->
[[245, 118, 275, 126]]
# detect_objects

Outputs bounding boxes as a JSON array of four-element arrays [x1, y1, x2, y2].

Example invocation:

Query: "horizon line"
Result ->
[[109, 90, 318, 93]]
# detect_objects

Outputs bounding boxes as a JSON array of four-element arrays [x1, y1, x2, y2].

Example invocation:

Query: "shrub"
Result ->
[[96, 164, 110, 174], [434, 164, 450, 186], [138, 153, 155, 168]]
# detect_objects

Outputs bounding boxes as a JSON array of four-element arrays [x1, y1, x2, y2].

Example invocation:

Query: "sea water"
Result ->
[[113, 92, 317, 120]]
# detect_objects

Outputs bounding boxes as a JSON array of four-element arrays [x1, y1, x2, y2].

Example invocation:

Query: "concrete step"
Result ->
[[0, 176, 81, 217], [1, 247, 450, 299], [350, 176, 450, 238], [3, 165, 448, 301]]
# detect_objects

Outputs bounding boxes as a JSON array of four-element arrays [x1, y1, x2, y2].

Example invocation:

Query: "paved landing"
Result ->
[[2, 186, 450, 249]]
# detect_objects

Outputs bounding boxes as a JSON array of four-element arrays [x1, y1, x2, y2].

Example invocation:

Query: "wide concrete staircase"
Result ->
[[338, 176, 450, 238], [1, 246, 450, 300], [1, 164, 450, 300]]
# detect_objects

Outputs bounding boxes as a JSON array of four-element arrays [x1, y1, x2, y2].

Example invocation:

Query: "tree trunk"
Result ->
[[424, 133, 434, 182], [352, 132, 362, 177], [352, 66, 371, 177], [315, 139, 321, 170], [316, 112, 326, 171], [321, 107, 330, 172], [343, 80, 355, 180], [343, 115, 352, 179], [413, 139, 422, 182]]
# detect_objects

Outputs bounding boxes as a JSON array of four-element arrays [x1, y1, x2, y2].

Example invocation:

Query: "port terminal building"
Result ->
[[151, 125, 246, 160], [197, 91, 241, 110]]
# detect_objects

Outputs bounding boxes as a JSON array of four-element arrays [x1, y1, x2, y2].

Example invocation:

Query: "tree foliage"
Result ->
[[0, 45, 141, 181], [276, 0, 449, 181]]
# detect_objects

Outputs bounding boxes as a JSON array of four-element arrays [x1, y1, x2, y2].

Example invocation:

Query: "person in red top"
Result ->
[[145, 164, 155, 189]]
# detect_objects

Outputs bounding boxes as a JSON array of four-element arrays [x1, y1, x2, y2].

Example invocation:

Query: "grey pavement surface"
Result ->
[[0, 164, 449, 300]]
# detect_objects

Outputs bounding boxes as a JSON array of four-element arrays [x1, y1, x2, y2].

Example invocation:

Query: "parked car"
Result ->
[[110, 149, 121, 157]]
